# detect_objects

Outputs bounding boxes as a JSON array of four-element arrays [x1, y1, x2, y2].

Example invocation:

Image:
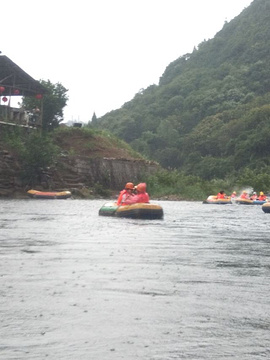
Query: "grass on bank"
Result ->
[[145, 168, 270, 201], [2, 126, 270, 200]]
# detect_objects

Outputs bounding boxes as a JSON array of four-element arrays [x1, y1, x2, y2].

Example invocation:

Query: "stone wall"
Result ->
[[0, 150, 22, 196], [65, 156, 159, 189], [0, 150, 159, 197]]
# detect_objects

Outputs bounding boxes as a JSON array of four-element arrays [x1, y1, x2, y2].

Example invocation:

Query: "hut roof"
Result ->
[[0, 55, 46, 97]]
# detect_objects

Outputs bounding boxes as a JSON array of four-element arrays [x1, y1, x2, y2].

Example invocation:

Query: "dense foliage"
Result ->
[[22, 80, 68, 131], [0, 127, 60, 186], [2, 126, 270, 199], [94, 0, 270, 188]]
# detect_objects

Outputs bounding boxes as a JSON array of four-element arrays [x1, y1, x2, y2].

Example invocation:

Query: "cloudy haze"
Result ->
[[1, 0, 252, 122]]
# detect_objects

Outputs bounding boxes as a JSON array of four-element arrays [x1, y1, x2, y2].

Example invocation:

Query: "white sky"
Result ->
[[1, 0, 252, 123]]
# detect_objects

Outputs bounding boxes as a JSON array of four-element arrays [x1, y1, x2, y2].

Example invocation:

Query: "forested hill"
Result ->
[[93, 0, 270, 181]]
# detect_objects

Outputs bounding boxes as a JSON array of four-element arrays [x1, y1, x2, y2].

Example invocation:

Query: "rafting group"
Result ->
[[204, 190, 269, 205], [235, 190, 267, 202], [99, 182, 164, 219], [116, 182, 150, 205]]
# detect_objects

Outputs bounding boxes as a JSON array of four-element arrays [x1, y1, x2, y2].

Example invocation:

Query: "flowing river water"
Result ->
[[0, 199, 269, 359]]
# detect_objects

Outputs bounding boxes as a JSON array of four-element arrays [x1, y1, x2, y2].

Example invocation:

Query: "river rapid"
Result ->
[[0, 199, 269, 360]]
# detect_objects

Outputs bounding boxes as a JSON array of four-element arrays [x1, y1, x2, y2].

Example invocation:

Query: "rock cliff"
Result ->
[[0, 128, 159, 198], [0, 149, 22, 197]]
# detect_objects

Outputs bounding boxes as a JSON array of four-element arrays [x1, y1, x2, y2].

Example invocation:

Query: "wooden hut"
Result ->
[[0, 54, 46, 128]]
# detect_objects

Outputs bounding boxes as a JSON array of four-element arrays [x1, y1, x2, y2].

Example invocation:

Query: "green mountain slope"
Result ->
[[94, 0, 270, 180]]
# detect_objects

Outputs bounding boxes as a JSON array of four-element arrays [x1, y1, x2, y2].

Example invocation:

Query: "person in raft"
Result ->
[[258, 191, 267, 201], [231, 191, 237, 198], [116, 182, 135, 205], [250, 191, 258, 200], [216, 190, 226, 199], [135, 183, 150, 203], [124, 182, 150, 204], [240, 191, 249, 199]]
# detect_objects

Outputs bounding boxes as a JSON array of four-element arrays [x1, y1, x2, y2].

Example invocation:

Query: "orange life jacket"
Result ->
[[117, 190, 126, 205], [117, 189, 134, 205], [136, 192, 150, 203], [240, 193, 248, 199], [250, 194, 257, 200]]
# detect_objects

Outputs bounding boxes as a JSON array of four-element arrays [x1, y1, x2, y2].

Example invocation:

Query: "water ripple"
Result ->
[[0, 199, 269, 359]]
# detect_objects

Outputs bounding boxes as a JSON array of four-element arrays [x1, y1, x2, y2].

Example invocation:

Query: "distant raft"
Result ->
[[235, 198, 266, 205], [99, 202, 164, 219], [262, 202, 270, 213], [203, 195, 232, 204], [27, 189, 72, 199]]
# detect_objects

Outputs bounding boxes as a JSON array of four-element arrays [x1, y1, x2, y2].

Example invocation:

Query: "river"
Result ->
[[0, 199, 269, 359]]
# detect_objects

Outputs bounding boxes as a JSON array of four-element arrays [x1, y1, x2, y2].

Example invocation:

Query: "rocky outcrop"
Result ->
[[58, 155, 159, 189], [0, 150, 23, 197], [0, 150, 159, 197]]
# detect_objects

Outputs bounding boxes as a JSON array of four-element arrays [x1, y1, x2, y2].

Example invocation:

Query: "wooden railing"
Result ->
[[0, 105, 40, 127]]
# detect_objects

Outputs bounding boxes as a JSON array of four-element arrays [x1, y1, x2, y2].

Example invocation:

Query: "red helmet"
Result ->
[[136, 183, 146, 192], [125, 182, 134, 190]]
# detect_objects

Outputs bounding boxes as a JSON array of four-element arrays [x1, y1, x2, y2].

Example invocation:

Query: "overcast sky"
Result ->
[[2, 0, 252, 123]]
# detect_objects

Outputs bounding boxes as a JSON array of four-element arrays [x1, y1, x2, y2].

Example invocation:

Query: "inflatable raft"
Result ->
[[203, 195, 232, 204], [99, 202, 164, 219], [27, 189, 72, 199], [262, 202, 270, 213], [235, 198, 266, 205]]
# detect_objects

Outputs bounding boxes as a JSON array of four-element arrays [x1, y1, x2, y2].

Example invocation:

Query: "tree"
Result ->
[[91, 112, 98, 125], [23, 80, 69, 131]]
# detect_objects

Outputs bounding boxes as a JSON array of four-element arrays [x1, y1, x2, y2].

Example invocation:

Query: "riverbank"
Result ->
[[0, 189, 186, 202], [0, 128, 160, 199]]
